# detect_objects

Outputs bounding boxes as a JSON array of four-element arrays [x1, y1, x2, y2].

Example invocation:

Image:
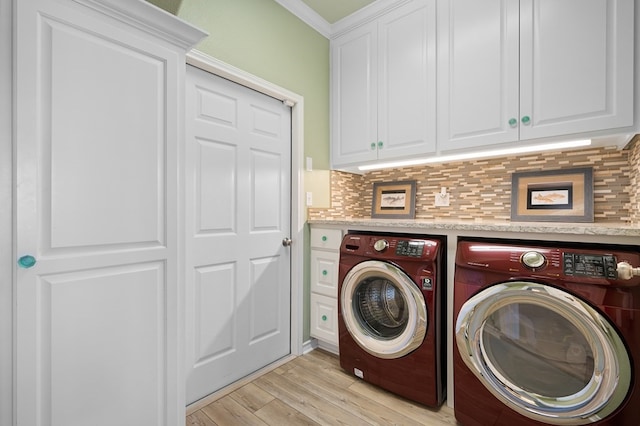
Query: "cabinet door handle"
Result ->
[[17, 255, 37, 268], [521, 115, 531, 124], [370, 142, 376, 150], [321, 236, 327, 242], [322, 270, 328, 276], [508, 118, 518, 127], [377, 141, 383, 149]]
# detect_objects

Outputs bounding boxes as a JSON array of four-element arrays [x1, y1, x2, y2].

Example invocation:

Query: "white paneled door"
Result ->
[[185, 65, 292, 404], [13, 0, 202, 425]]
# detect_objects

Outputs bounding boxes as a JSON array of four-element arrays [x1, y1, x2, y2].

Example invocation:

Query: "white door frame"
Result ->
[[186, 50, 305, 358]]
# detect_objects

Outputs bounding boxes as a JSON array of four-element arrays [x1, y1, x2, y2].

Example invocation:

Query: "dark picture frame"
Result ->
[[371, 180, 417, 219], [511, 167, 594, 222]]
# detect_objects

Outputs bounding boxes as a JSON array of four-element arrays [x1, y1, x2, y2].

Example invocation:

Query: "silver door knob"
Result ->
[[282, 238, 292, 247]]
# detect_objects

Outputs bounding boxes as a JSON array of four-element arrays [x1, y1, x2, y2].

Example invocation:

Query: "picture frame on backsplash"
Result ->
[[511, 167, 594, 222], [372, 180, 417, 219]]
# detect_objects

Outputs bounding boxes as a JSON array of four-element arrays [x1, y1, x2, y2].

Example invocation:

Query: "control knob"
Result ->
[[373, 239, 389, 252], [521, 251, 546, 269]]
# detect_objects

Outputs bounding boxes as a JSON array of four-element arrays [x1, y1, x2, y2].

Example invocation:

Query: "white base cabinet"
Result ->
[[309, 227, 343, 347]]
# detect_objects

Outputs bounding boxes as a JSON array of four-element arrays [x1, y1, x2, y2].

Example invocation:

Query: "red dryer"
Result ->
[[453, 238, 640, 426], [338, 232, 446, 407]]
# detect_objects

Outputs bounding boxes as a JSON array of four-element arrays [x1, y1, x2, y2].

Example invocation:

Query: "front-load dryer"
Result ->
[[338, 232, 446, 407], [453, 238, 640, 425]]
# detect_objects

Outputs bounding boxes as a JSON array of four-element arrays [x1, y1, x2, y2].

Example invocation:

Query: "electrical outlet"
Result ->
[[435, 193, 450, 207], [306, 192, 313, 206]]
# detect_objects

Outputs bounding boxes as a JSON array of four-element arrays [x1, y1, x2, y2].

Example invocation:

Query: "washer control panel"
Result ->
[[563, 253, 618, 279]]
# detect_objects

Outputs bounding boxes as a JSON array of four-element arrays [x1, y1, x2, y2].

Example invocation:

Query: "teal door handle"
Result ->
[[18, 255, 37, 268]]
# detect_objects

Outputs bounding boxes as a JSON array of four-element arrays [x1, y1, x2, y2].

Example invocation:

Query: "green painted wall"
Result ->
[[146, 0, 329, 343]]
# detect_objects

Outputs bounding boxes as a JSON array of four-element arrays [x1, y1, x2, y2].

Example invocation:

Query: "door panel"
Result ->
[[45, 264, 165, 426], [437, 0, 520, 150], [519, 0, 634, 139], [378, 0, 436, 158], [185, 65, 291, 404]]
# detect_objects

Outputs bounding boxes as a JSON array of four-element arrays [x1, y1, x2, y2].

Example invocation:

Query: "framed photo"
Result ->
[[511, 167, 594, 222], [372, 180, 416, 219]]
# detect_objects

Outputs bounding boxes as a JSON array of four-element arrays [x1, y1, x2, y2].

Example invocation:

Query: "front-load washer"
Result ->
[[338, 232, 446, 407], [453, 238, 640, 425]]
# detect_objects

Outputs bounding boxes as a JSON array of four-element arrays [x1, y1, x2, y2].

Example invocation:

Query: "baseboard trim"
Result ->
[[185, 353, 297, 415]]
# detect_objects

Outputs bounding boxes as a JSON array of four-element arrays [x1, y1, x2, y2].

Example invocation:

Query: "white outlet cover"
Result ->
[[435, 193, 450, 207]]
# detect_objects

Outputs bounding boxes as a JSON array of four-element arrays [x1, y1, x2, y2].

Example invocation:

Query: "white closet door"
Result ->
[[185, 65, 292, 404], [14, 1, 184, 425]]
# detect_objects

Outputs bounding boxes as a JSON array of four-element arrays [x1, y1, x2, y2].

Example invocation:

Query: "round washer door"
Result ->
[[341, 260, 427, 359], [455, 281, 631, 425]]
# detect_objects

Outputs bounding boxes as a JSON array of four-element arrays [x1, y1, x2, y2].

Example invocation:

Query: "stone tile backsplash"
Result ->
[[308, 141, 639, 224]]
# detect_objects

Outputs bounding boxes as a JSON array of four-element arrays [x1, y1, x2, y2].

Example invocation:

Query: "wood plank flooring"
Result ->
[[187, 349, 459, 426]]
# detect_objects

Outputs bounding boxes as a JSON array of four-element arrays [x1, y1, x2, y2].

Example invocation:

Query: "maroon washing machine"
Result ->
[[453, 238, 640, 425], [338, 232, 446, 407]]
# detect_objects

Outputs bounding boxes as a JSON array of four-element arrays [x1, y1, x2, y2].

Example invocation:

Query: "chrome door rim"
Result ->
[[455, 281, 631, 425], [341, 260, 427, 359]]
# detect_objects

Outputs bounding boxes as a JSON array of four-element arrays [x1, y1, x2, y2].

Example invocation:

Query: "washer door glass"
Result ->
[[456, 281, 631, 425], [341, 260, 427, 359]]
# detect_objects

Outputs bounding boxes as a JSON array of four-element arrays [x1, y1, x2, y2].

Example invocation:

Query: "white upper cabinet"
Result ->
[[331, 0, 437, 168], [438, 0, 635, 152]]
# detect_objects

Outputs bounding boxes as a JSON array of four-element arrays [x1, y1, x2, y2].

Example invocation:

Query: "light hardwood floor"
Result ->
[[187, 349, 459, 426]]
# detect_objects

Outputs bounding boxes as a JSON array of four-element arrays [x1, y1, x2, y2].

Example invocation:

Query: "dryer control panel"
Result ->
[[563, 253, 618, 279]]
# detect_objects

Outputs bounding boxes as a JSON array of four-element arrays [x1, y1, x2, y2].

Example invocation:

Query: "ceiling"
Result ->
[[299, 0, 377, 24]]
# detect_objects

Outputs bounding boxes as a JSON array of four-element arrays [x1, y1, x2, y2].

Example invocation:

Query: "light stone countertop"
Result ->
[[307, 218, 640, 238]]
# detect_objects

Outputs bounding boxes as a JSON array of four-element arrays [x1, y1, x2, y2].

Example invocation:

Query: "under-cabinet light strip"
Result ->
[[357, 139, 592, 171]]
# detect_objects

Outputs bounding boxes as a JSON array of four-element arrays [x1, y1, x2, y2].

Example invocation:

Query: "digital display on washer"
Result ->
[[396, 240, 425, 257], [563, 253, 617, 278]]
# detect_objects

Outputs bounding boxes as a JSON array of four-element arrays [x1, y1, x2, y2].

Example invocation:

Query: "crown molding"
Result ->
[[272, 0, 332, 38], [274, 0, 409, 39], [330, 0, 411, 38]]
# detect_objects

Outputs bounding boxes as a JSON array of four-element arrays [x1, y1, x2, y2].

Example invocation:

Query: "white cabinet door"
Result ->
[[310, 250, 340, 297], [331, 21, 378, 166], [331, 0, 436, 168], [310, 293, 339, 346], [14, 1, 202, 425], [438, 0, 634, 152], [519, 0, 634, 140], [378, 0, 437, 159], [437, 0, 519, 150]]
